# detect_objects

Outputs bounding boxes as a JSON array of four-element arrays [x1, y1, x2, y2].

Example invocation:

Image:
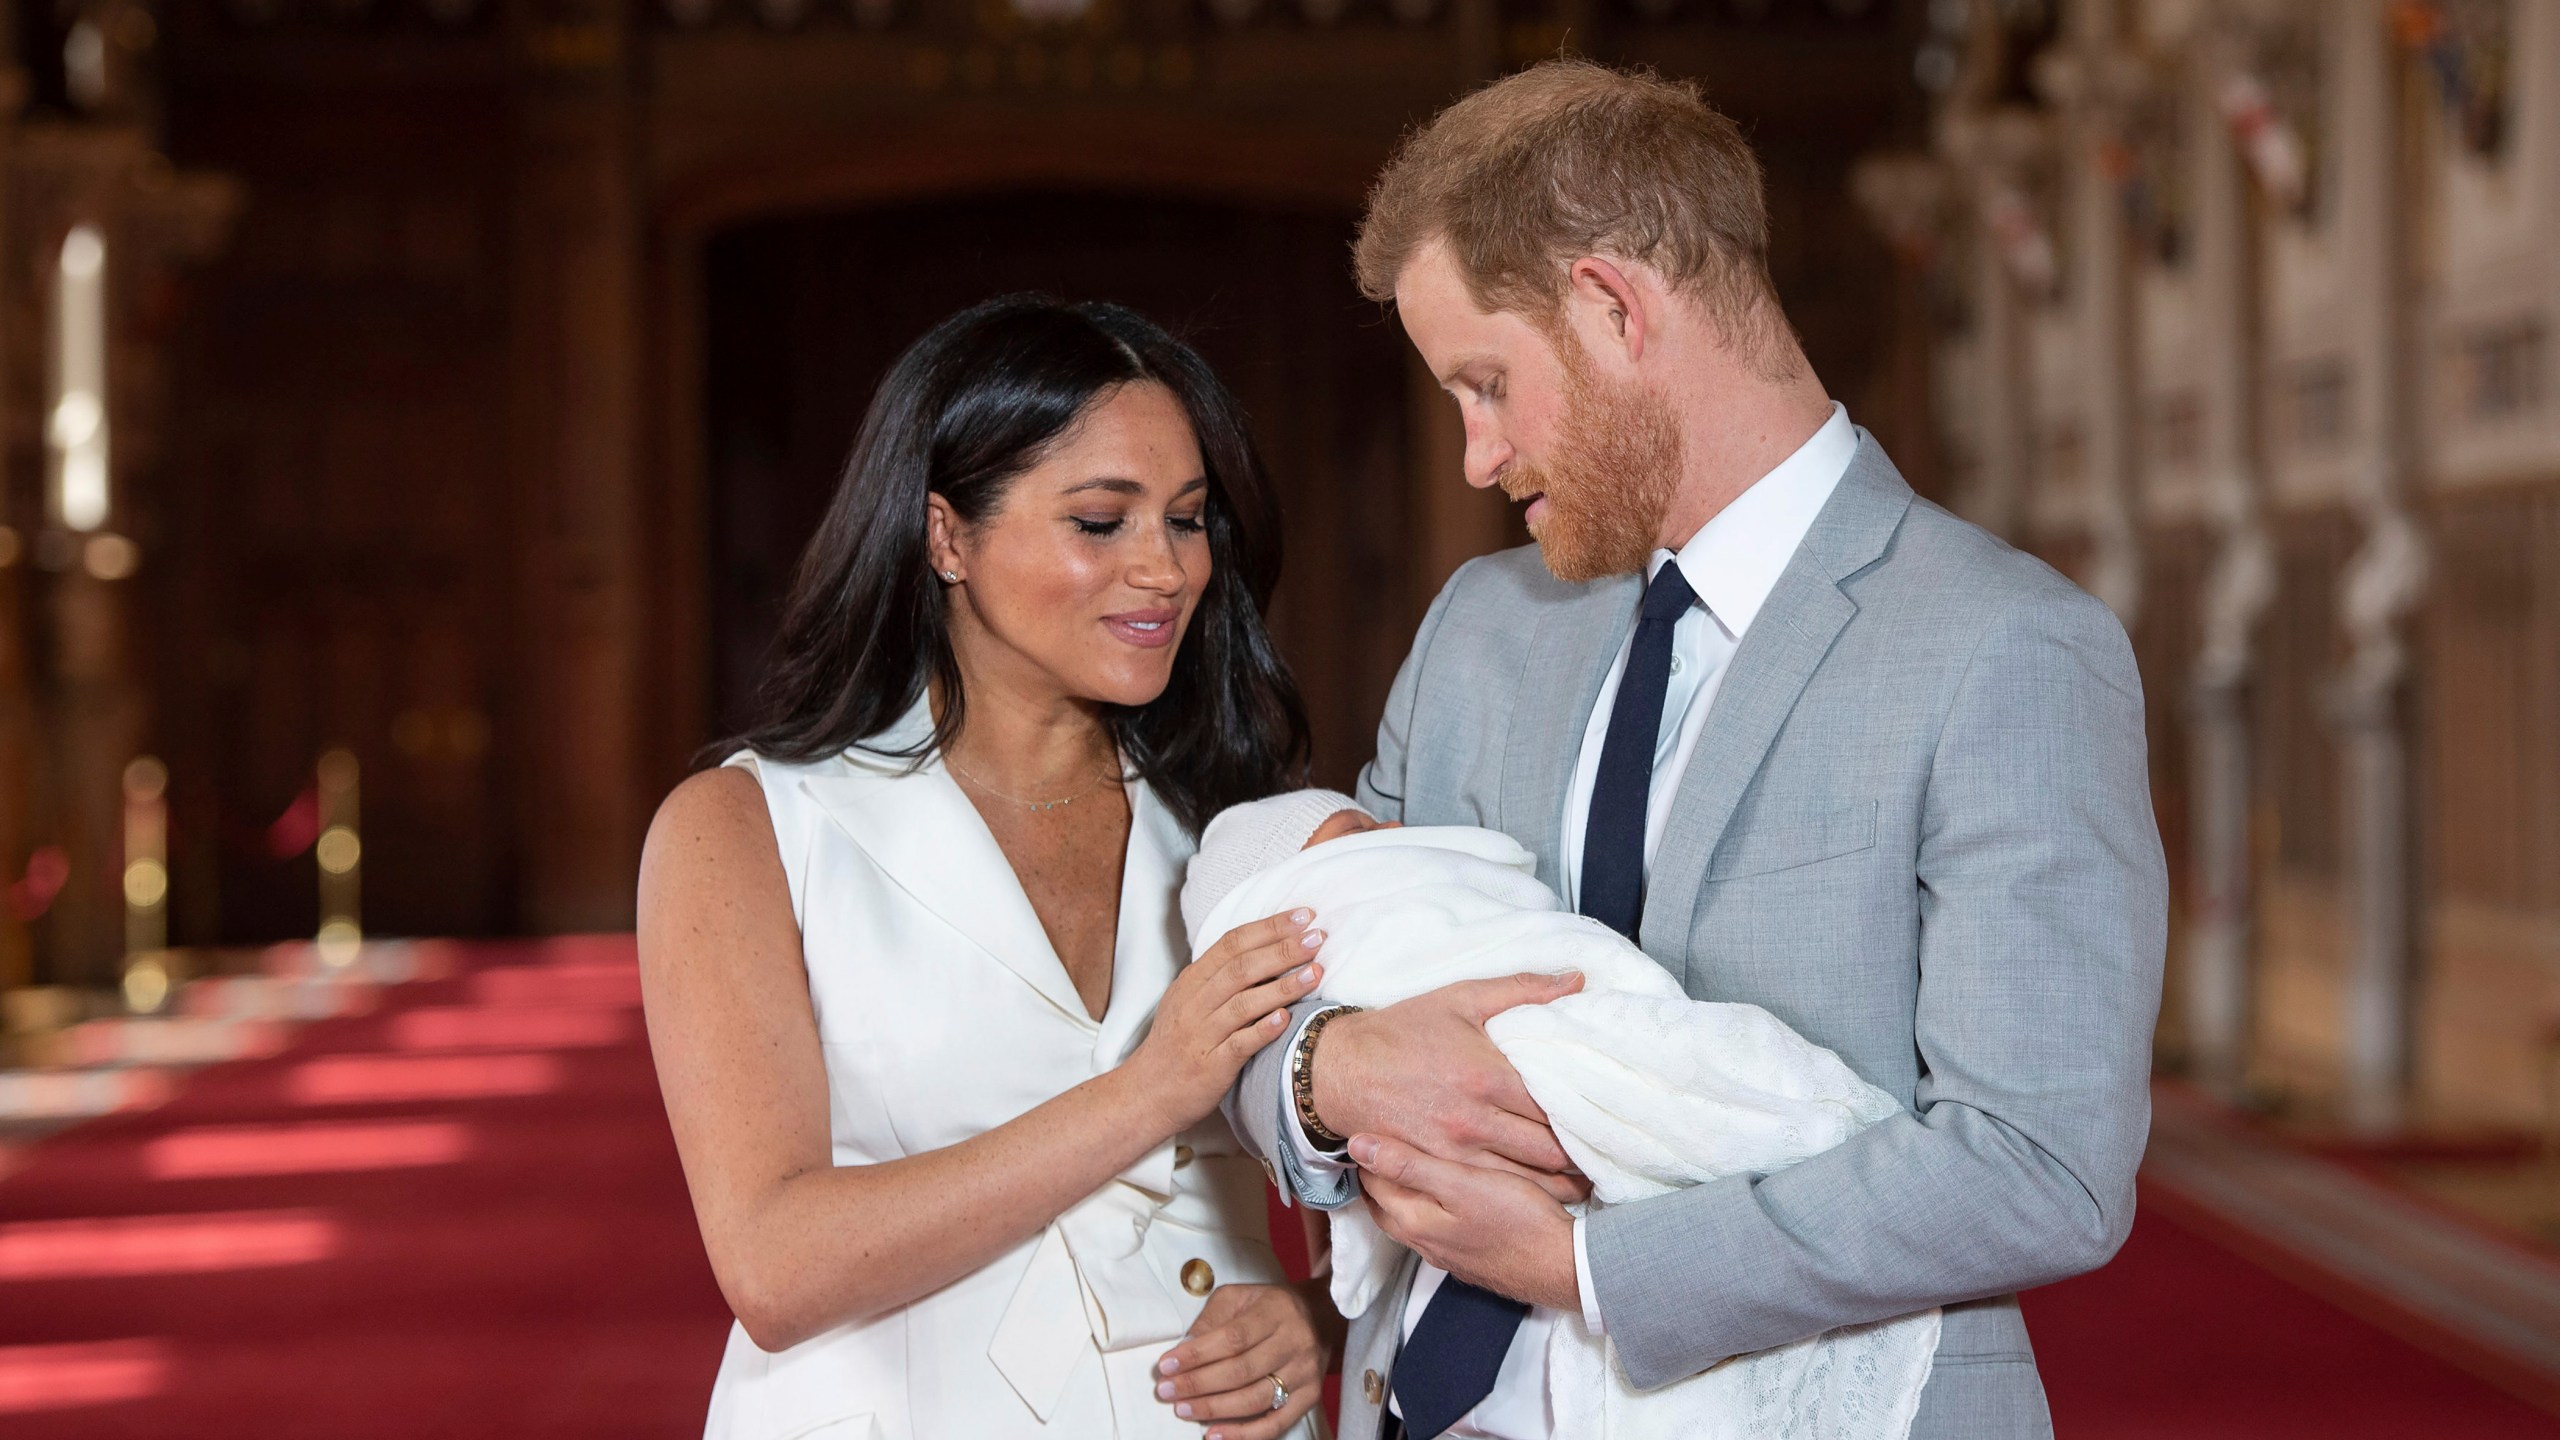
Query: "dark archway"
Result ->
[[700, 190, 1419, 789]]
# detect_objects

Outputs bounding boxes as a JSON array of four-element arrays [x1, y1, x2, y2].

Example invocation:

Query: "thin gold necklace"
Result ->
[[943, 752, 1118, 813]]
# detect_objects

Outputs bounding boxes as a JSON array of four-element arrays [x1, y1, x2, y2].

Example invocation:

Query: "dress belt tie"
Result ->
[[988, 1141, 1192, 1421]]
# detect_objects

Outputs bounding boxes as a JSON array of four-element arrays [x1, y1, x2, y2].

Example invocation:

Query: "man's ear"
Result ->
[[1564, 256, 1650, 370]]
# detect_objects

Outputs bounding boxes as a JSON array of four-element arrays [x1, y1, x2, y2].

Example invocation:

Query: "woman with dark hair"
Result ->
[[639, 297, 1334, 1440]]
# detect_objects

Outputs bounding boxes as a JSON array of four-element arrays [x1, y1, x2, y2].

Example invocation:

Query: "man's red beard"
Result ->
[[1502, 339, 1684, 584]]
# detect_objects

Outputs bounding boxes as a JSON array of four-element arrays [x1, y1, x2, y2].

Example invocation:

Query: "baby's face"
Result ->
[[1305, 809, 1400, 849]]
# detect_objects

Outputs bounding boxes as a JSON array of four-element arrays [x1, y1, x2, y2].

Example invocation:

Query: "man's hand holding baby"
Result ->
[[1351, 1131, 1584, 1313], [1310, 972, 1592, 1206]]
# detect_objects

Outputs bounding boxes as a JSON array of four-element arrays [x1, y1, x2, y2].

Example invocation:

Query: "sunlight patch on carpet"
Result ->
[[389, 1006, 629, 1051], [287, 1053, 562, 1104], [0, 1210, 337, 1280], [0, 1339, 172, 1414], [469, 964, 641, 1010], [144, 1120, 473, 1178]]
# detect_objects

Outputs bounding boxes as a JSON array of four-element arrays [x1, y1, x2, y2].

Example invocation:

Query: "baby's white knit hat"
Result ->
[[1180, 788, 1366, 952]]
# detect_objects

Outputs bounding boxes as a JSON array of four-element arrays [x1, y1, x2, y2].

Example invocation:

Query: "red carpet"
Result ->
[[2025, 1191, 2560, 1436], [3, 934, 2554, 1435], [0, 938, 730, 1438]]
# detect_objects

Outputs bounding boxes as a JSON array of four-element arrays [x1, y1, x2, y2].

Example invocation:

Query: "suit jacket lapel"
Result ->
[[1640, 436, 1915, 976], [1498, 573, 1638, 894]]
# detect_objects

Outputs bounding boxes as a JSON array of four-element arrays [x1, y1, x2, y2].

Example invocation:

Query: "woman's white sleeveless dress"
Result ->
[[703, 706, 1314, 1440]]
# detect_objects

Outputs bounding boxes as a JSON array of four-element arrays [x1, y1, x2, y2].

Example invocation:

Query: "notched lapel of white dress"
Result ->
[[1094, 781, 1193, 1064], [1640, 437, 1915, 978], [797, 759, 1098, 1028]]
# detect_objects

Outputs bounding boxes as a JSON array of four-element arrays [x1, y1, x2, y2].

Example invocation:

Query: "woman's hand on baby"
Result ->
[[1127, 910, 1325, 1133], [1154, 1282, 1331, 1440]]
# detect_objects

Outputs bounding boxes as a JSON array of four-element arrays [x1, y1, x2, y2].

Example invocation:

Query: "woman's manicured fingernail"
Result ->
[[1301, 929, 1325, 949], [1156, 1380, 1175, 1400], [1291, 909, 1313, 925], [1158, 1356, 1179, 1375], [1266, 1009, 1288, 1027], [1175, 1402, 1194, 1419]]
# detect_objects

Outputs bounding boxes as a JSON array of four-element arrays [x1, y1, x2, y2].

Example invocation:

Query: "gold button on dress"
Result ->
[[1180, 1258, 1215, 1296]]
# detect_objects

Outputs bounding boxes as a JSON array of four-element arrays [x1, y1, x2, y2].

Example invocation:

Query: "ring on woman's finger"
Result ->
[[1266, 1372, 1288, 1412]]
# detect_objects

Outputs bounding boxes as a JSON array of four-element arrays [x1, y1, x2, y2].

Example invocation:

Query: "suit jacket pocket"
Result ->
[[1703, 800, 1878, 881]]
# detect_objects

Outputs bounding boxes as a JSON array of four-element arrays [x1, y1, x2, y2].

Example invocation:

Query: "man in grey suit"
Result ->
[[1215, 60, 2165, 1440]]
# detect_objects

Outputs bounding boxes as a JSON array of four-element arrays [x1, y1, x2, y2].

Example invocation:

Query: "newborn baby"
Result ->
[[1182, 789, 1940, 1440]]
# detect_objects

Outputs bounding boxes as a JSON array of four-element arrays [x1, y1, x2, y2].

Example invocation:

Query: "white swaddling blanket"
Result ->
[[1188, 823, 1940, 1440]]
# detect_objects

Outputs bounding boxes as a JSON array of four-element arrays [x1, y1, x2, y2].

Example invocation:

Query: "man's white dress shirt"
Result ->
[[1289, 402, 1857, 1438]]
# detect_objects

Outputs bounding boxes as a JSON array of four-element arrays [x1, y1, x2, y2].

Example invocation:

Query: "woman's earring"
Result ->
[[941, 569, 959, 582]]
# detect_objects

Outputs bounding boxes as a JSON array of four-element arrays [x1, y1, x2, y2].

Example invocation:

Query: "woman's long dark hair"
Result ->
[[732, 295, 1309, 835]]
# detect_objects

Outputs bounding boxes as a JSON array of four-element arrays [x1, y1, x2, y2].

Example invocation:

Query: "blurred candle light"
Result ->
[[48, 225, 111, 534], [120, 957, 167, 1015], [314, 749, 360, 967], [83, 531, 138, 580], [122, 757, 170, 1012], [63, 19, 108, 110]]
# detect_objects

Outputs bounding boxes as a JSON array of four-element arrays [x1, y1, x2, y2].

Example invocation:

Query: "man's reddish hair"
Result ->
[[1354, 59, 1790, 363]]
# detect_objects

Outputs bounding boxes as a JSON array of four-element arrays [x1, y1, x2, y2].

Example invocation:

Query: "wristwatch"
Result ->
[[1291, 1004, 1362, 1151]]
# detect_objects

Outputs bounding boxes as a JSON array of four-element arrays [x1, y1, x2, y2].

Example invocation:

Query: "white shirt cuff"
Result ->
[[1283, 1007, 1355, 1177], [1573, 1216, 1605, 1334]]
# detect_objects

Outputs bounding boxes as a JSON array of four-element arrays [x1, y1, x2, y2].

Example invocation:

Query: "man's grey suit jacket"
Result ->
[[1225, 435, 2167, 1439]]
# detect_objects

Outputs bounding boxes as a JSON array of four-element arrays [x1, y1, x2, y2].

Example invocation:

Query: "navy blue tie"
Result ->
[[1390, 561, 1696, 1440], [1579, 560, 1697, 941], [1389, 1274, 1529, 1439]]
